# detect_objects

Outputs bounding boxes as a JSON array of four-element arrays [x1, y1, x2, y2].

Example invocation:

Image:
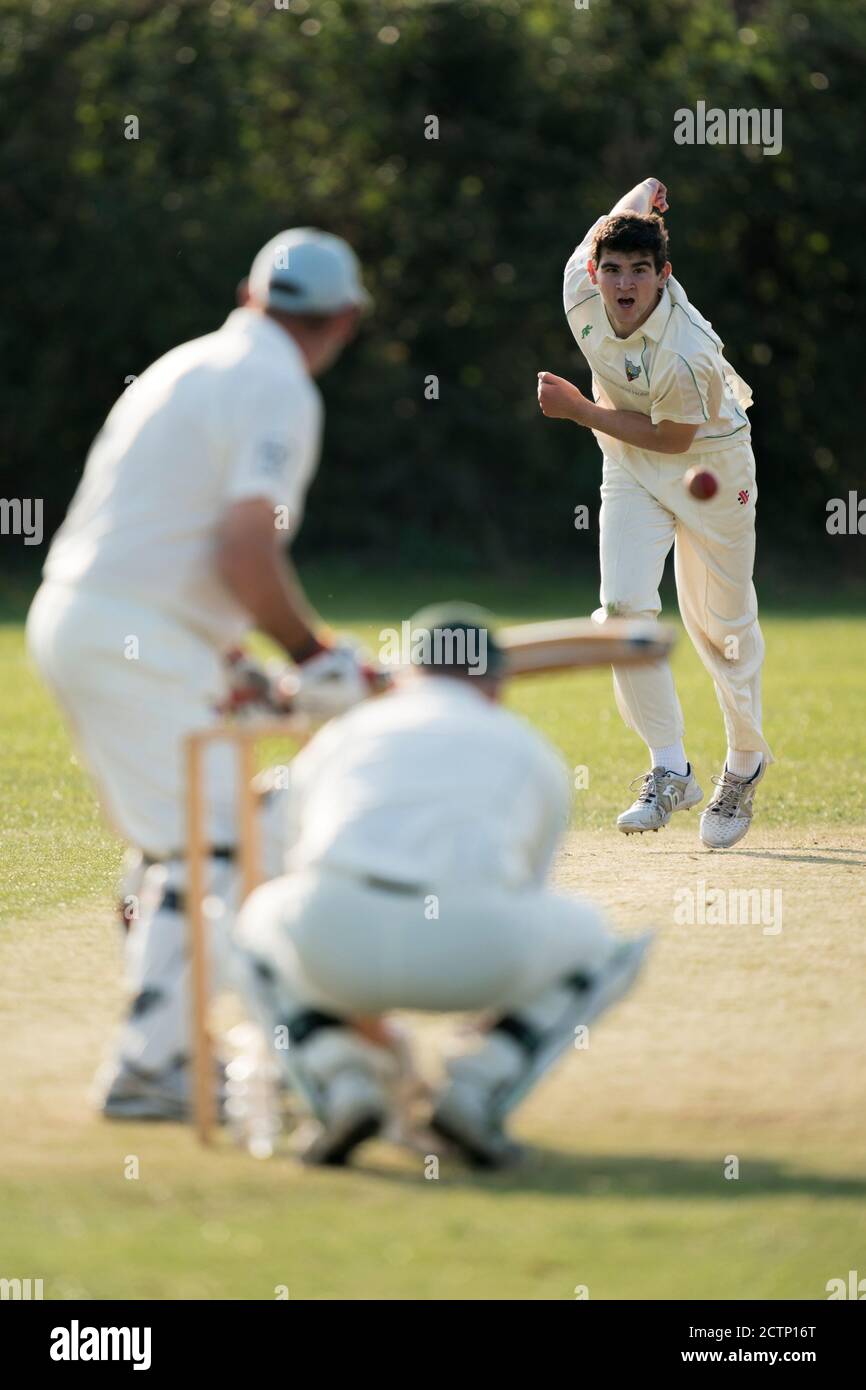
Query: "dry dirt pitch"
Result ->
[[553, 823, 866, 1159], [2, 819, 864, 1301]]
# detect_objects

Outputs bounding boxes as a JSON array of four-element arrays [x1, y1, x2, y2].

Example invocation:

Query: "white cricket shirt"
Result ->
[[44, 309, 323, 644], [282, 678, 572, 892], [563, 217, 753, 461]]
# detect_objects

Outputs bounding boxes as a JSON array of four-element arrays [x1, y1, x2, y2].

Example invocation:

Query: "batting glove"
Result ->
[[278, 638, 388, 720]]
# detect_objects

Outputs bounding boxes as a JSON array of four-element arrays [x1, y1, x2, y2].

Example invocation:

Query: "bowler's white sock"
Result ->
[[726, 749, 762, 779], [649, 741, 688, 776]]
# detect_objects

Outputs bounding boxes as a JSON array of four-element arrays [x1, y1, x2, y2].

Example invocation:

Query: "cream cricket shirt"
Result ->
[[563, 218, 753, 462], [281, 678, 572, 893], [44, 309, 323, 645]]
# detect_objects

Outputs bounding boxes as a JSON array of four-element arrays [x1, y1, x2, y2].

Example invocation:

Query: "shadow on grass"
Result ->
[[359, 1147, 866, 1199]]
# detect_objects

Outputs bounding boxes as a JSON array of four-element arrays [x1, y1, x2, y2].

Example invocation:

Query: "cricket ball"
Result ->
[[683, 465, 719, 501]]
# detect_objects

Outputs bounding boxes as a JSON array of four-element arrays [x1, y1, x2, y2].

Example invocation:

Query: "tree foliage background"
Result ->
[[1, 0, 863, 575]]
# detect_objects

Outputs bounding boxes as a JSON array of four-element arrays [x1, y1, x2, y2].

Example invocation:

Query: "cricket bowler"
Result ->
[[27, 228, 375, 1118], [235, 605, 651, 1168], [538, 178, 772, 847]]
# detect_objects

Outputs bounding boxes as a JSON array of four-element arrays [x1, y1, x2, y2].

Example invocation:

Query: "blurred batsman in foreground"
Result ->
[[27, 228, 375, 1119], [236, 605, 651, 1169]]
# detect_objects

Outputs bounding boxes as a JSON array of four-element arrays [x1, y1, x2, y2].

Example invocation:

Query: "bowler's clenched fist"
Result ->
[[645, 177, 669, 213], [537, 371, 589, 423]]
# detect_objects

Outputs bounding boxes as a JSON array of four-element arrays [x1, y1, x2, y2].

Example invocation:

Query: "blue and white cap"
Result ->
[[248, 227, 372, 315]]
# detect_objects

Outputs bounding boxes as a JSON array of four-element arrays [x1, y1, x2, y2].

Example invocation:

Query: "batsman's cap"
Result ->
[[408, 601, 506, 679], [248, 228, 373, 316]]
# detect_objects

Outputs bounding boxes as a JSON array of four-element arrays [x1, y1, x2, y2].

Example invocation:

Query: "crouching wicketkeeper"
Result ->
[[235, 605, 652, 1168]]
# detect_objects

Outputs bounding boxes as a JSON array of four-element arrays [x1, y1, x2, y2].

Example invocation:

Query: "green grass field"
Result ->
[[1, 565, 865, 1300]]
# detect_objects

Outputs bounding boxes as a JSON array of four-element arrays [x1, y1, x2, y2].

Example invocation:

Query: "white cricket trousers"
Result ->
[[237, 869, 628, 1107], [26, 581, 240, 858], [26, 581, 286, 1073], [238, 867, 617, 1015], [595, 440, 773, 762]]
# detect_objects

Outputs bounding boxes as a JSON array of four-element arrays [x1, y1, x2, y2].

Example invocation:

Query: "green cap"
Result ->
[[408, 601, 504, 678]]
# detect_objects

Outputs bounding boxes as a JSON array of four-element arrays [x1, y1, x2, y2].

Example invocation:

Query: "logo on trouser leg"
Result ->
[[738, 489, 750, 505]]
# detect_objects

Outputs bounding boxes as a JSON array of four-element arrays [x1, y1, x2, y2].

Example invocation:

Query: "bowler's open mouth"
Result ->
[[617, 296, 635, 308]]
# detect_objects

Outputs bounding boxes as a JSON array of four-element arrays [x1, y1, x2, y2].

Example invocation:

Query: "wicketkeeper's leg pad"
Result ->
[[445, 935, 652, 1121], [241, 952, 398, 1122]]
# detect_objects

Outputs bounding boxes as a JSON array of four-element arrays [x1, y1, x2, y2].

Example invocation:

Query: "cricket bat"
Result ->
[[498, 617, 675, 675]]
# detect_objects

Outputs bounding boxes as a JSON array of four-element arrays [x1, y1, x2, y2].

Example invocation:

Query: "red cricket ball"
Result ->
[[683, 465, 719, 500]]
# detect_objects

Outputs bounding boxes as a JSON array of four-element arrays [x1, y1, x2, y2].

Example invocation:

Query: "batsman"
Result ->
[[27, 229, 376, 1119], [538, 178, 772, 847]]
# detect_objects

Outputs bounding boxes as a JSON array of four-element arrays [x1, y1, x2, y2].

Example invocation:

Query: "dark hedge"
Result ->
[[1, 0, 863, 574]]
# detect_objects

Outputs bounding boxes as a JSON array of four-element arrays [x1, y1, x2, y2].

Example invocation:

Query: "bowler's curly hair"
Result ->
[[591, 212, 669, 273]]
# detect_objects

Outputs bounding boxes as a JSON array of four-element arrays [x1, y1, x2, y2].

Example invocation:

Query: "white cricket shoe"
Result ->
[[617, 765, 703, 835], [699, 761, 765, 849], [298, 1067, 390, 1166], [95, 1057, 224, 1122]]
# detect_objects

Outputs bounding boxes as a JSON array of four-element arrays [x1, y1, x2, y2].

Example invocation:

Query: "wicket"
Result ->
[[185, 719, 308, 1145]]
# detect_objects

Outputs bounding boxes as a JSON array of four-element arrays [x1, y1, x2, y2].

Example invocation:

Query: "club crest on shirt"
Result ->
[[581, 324, 592, 339], [624, 354, 641, 382]]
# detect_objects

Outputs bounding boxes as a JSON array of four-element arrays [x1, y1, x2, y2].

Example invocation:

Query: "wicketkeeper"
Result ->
[[27, 228, 375, 1119], [235, 605, 651, 1168]]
